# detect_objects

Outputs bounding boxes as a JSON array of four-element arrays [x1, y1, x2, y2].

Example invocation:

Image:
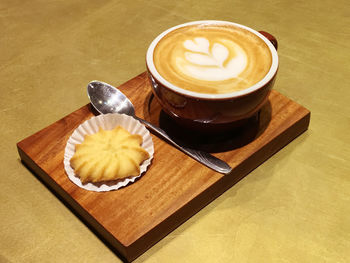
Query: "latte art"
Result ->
[[153, 23, 272, 94], [181, 37, 247, 81]]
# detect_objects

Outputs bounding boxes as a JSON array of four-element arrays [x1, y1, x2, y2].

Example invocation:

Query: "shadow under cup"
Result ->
[[146, 20, 279, 134]]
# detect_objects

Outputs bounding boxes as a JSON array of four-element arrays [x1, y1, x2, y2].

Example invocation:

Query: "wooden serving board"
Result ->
[[17, 72, 310, 262]]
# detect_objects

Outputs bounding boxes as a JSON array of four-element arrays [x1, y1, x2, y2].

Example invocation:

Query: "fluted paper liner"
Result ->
[[64, 113, 154, 192]]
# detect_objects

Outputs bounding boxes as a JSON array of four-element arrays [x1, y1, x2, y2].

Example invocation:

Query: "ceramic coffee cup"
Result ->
[[146, 20, 278, 132]]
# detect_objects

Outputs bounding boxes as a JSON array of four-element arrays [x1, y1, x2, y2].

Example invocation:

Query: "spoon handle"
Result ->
[[134, 117, 232, 174]]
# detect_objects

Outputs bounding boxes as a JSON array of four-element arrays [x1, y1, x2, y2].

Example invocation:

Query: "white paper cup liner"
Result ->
[[64, 113, 154, 192]]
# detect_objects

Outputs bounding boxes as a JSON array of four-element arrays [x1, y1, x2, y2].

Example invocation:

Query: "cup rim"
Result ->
[[146, 20, 279, 99]]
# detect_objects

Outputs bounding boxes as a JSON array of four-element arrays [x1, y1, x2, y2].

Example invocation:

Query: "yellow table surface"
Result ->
[[1, 0, 349, 262]]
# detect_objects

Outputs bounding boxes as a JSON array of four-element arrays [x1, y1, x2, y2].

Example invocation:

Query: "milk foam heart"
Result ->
[[181, 37, 247, 81], [153, 23, 272, 94]]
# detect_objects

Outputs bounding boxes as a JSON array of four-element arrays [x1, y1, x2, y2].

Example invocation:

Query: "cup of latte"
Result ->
[[146, 20, 278, 132]]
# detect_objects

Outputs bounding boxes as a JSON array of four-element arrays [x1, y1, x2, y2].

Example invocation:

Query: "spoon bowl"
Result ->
[[88, 81, 135, 116], [87, 80, 232, 174]]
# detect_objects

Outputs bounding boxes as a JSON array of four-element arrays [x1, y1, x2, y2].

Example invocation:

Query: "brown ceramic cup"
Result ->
[[146, 21, 278, 133]]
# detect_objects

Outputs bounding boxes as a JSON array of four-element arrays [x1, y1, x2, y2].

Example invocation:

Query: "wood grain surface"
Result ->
[[17, 72, 310, 262]]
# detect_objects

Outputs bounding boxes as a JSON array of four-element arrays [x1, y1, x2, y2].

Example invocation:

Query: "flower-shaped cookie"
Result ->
[[70, 126, 150, 184]]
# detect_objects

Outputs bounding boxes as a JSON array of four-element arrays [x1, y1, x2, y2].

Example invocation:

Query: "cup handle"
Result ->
[[259, 31, 278, 50]]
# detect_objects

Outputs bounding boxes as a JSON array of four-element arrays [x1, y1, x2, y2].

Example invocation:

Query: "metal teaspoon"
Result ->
[[87, 80, 232, 174]]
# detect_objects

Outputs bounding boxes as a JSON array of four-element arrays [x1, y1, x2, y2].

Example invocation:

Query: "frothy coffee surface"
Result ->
[[153, 23, 272, 94]]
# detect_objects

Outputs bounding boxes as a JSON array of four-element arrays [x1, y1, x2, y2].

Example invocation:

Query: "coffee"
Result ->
[[153, 23, 272, 94]]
